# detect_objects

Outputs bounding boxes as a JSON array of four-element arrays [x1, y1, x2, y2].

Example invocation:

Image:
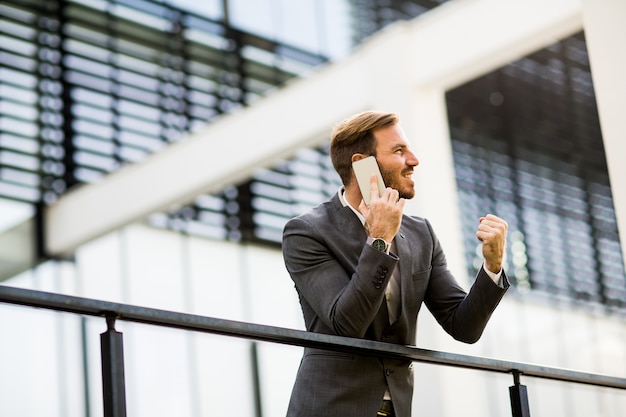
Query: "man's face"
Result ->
[[373, 124, 419, 199]]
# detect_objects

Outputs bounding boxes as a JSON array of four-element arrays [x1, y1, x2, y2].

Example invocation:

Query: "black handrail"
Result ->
[[1, 284, 625, 417]]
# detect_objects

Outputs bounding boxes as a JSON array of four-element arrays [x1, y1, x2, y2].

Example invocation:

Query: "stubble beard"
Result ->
[[380, 167, 415, 200]]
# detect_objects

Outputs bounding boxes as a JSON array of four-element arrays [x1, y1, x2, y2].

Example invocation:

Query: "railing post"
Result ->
[[101, 315, 127, 417], [509, 370, 531, 417]]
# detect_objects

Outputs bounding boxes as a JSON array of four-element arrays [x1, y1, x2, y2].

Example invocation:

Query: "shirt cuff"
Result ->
[[483, 262, 503, 285]]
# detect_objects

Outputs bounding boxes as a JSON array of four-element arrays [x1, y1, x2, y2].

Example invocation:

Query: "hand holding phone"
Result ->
[[352, 156, 385, 206]]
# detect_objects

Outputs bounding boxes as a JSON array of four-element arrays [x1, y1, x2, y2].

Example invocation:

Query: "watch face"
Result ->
[[372, 238, 387, 252]]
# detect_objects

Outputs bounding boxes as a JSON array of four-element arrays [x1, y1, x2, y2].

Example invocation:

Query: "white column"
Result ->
[[402, 87, 468, 285], [581, 0, 626, 268]]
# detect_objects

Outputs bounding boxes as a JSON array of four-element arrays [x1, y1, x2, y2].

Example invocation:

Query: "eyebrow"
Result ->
[[390, 143, 408, 151]]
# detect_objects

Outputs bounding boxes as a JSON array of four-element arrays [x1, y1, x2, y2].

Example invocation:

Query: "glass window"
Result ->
[[446, 32, 626, 312]]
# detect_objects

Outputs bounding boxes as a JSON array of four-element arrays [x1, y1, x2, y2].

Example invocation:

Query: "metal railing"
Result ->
[[1, 284, 625, 417]]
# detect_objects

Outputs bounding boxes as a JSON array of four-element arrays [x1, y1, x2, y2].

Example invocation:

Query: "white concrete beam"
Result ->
[[44, 0, 585, 256], [44, 52, 378, 256], [406, 0, 583, 90]]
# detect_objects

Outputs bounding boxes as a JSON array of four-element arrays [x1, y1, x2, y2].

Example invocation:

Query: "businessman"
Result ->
[[282, 110, 509, 417]]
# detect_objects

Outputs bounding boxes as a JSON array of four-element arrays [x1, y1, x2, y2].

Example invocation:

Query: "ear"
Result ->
[[351, 153, 367, 163]]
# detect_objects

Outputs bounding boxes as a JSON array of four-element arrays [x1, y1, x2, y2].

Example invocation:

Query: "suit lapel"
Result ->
[[331, 194, 368, 245]]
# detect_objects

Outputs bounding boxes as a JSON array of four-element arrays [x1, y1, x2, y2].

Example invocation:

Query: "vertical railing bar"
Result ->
[[100, 314, 127, 417], [509, 370, 531, 417], [80, 317, 92, 417], [250, 342, 264, 417]]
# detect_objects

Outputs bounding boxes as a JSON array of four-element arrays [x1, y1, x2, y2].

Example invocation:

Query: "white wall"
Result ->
[[73, 224, 303, 417]]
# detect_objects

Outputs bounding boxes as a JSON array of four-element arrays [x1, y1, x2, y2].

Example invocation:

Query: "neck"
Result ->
[[344, 184, 364, 210]]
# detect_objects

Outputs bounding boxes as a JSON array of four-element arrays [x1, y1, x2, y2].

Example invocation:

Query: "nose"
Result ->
[[406, 149, 419, 167]]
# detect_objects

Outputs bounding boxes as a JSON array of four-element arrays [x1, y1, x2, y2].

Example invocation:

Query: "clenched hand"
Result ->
[[476, 214, 508, 274]]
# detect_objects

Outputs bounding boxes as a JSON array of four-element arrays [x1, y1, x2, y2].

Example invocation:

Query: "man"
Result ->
[[282, 110, 509, 417]]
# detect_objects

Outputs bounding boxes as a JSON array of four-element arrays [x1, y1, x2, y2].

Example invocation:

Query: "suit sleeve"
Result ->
[[282, 215, 398, 338], [423, 219, 510, 344]]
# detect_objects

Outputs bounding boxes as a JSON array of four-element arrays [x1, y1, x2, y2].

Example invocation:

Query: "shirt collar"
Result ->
[[338, 186, 366, 226]]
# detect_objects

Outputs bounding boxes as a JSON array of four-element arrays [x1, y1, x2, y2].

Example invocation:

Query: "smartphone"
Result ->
[[352, 156, 386, 206]]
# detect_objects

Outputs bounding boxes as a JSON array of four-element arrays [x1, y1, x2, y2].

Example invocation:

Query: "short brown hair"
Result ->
[[330, 110, 399, 185]]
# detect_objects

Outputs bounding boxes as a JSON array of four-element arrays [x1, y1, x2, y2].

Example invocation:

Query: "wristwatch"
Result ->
[[371, 238, 389, 252]]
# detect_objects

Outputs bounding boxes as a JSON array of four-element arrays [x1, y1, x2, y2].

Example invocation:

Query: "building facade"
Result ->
[[1, 0, 625, 416]]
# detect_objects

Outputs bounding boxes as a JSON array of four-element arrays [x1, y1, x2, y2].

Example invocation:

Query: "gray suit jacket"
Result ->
[[282, 193, 508, 417]]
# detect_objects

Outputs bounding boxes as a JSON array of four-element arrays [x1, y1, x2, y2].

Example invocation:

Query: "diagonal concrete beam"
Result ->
[[44, 0, 584, 256], [44, 57, 373, 256], [406, 0, 583, 89]]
